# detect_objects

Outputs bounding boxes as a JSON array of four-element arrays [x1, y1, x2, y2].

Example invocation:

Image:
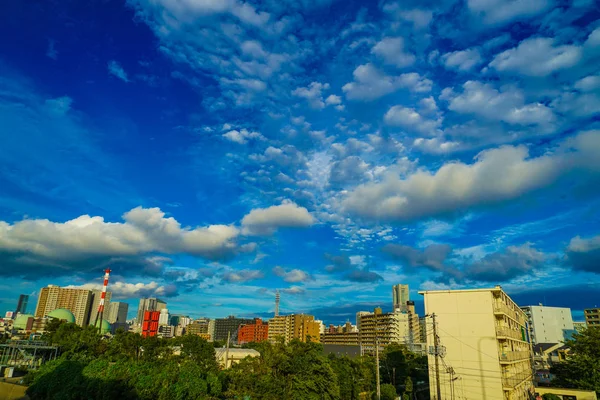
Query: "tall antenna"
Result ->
[[275, 290, 280, 317], [93, 268, 111, 334]]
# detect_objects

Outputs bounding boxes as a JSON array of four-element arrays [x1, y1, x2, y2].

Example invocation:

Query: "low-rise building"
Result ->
[[584, 308, 600, 326], [238, 318, 268, 344]]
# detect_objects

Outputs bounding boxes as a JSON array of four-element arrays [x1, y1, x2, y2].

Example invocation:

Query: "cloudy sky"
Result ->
[[1, 0, 599, 324]]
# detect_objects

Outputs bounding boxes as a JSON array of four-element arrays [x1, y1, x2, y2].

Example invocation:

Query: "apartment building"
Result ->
[[358, 307, 410, 355], [268, 314, 320, 344], [238, 318, 269, 344], [521, 305, 574, 344], [214, 316, 253, 342], [321, 331, 360, 346], [419, 286, 534, 400], [584, 308, 600, 326], [34, 285, 94, 326]]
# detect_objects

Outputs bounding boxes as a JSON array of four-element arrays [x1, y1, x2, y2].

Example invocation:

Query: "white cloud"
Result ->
[[0, 206, 240, 262], [467, 0, 551, 25], [384, 105, 442, 134], [292, 82, 330, 109], [441, 48, 483, 71], [444, 81, 555, 126], [241, 202, 315, 235], [68, 281, 178, 299], [325, 94, 342, 105], [489, 37, 582, 77], [221, 269, 264, 283], [574, 75, 600, 92], [107, 60, 129, 82], [413, 137, 460, 153], [273, 266, 312, 282], [222, 129, 265, 144], [342, 64, 431, 101], [372, 37, 416, 68], [343, 130, 600, 222]]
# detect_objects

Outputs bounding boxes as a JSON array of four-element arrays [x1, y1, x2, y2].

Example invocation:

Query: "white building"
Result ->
[[420, 286, 534, 400], [520, 305, 574, 344], [358, 308, 410, 355], [158, 308, 170, 326]]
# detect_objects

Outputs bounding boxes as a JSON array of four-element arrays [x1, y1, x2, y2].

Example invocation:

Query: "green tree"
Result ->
[[176, 334, 218, 372], [551, 327, 600, 395], [379, 383, 397, 400]]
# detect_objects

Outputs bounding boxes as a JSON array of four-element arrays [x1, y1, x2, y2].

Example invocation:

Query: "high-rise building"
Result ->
[[214, 316, 254, 342], [142, 310, 160, 337], [392, 284, 410, 312], [406, 301, 422, 344], [268, 314, 321, 344], [88, 290, 112, 327], [34, 285, 94, 326], [158, 309, 170, 326], [15, 294, 29, 315], [420, 286, 534, 400], [238, 318, 269, 344], [136, 298, 166, 326], [358, 308, 410, 355], [584, 308, 600, 326], [521, 305, 574, 344], [106, 302, 128, 324]]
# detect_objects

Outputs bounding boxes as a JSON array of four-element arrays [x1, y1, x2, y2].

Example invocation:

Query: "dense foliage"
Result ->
[[551, 327, 600, 395], [25, 322, 429, 400]]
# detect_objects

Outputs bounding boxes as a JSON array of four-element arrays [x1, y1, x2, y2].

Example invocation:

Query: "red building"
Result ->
[[237, 318, 268, 344], [142, 310, 160, 337]]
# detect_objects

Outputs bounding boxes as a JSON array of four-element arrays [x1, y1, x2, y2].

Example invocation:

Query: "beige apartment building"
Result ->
[[358, 307, 411, 355], [268, 314, 320, 344], [35, 285, 95, 326], [584, 308, 600, 326], [420, 286, 534, 400]]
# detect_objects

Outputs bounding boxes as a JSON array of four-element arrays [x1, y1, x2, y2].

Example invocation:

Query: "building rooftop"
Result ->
[[418, 286, 503, 295]]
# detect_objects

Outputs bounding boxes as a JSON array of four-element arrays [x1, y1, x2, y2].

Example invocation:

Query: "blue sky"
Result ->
[[1, 0, 599, 324]]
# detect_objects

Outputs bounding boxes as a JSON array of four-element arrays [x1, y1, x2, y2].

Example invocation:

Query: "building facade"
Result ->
[[321, 331, 360, 346], [158, 309, 170, 326], [136, 298, 166, 326], [142, 310, 160, 337], [34, 285, 94, 326], [392, 284, 410, 312], [15, 294, 29, 315], [584, 308, 600, 326], [214, 316, 254, 342], [420, 286, 534, 400], [106, 302, 128, 324], [187, 318, 212, 338], [521, 305, 574, 344], [358, 308, 410, 355], [238, 318, 269, 344], [88, 290, 112, 328], [267, 314, 321, 344]]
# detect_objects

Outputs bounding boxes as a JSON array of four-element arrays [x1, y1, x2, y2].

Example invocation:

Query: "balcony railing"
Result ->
[[502, 371, 533, 388], [496, 327, 526, 341], [499, 350, 531, 362], [494, 303, 525, 325]]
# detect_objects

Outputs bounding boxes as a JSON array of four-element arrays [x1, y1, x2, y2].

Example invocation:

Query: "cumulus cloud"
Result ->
[[324, 253, 383, 282], [441, 48, 482, 71], [67, 281, 178, 299], [325, 94, 342, 105], [565, 234, 600, 274], [343, 64, 431, 101], [372, 37, 416, 68], [384, 105, 442, 134], [222, 129, 265, 144], [443, 81, 555, 126], [0, 206, 241, 278], [107, 60, 130, 82], [383, 243, 453, 273], [343, 130, 600, 222], [241, 202, 315, 235], [281, 286, 305, 295], [489, 37, 582, 77], [273, 266, 312, 282], [292, 82, 330, 109], [221, 268, 264, 283], [467, 0, 551, 25]]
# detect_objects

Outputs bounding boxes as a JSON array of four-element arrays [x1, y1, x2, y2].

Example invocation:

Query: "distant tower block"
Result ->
[[275, 290, 280, 317], [93, 268, 111, 332]]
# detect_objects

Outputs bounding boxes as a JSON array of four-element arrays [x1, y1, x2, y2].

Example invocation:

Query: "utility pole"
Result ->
[[432, 313, 442, 400], [375, 313, 381, 400], [225, 331, 231, 369]]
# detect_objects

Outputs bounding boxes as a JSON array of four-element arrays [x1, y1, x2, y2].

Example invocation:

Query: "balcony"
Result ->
[[502, 371, 533, 389], [494, 303, 525, 325], [496, 327, 526, 342], [499, 350, 531, 363]]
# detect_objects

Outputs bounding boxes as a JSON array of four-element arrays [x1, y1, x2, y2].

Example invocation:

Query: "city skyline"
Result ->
[[1, 0, 600, 323]]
